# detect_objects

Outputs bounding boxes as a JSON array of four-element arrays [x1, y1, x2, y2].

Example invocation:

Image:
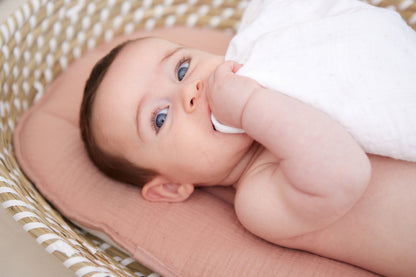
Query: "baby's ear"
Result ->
[[142, 175, 194, 202]]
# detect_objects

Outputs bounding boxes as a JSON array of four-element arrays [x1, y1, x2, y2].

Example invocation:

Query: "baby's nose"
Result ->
[[181, 80, 203, 113]]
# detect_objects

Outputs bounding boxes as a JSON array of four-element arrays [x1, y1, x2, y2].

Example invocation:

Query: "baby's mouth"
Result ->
[[210, 113, 245, 134], [208, 107, 216, 131], [210, 113, 217, 131]]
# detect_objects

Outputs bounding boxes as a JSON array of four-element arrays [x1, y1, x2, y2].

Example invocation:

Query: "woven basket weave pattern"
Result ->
[[0, 0, 415, 276]]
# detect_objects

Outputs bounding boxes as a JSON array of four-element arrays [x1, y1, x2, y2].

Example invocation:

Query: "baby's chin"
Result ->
[[217, 132, 255, 155]]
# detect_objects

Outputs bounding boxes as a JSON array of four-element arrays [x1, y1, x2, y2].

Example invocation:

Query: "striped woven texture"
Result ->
[[0, 0, 415, 276]]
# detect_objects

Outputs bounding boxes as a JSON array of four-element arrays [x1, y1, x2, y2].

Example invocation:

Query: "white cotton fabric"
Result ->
[[222, 0, 416, 162]]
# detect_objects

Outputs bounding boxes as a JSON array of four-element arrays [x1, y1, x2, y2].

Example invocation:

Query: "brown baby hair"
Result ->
[[79, 39, 158, 186]]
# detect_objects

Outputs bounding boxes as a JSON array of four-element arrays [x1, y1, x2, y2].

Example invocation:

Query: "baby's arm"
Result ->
[[208, 61, 371, 240]]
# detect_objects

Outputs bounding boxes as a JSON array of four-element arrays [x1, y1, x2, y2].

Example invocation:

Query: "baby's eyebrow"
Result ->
[[161, 46, 185, 64], [135, 95, 144, 143]]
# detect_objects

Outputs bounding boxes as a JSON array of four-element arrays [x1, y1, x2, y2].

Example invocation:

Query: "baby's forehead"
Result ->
[[106, 37, 175, 73], [91, 38, 170, 153], [92, 36, 185, 125]]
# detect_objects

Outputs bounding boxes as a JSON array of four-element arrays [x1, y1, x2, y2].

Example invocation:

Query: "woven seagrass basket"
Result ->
[[0, 0, 415, 276]]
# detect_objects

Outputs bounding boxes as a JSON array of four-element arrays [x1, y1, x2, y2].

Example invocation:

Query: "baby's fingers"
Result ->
[[218, 60, 243, 75], [208, 61, 241, 90], [227, 60, 243, 73]]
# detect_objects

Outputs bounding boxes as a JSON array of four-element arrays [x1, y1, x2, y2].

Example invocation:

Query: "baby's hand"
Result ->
[[207, 61, 261, 129]]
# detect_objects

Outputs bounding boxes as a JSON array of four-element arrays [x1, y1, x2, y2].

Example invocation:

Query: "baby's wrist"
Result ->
[[238, 85, 262, 129]]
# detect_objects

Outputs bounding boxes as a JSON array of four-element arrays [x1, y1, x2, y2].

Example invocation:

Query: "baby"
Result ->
[[80, 36, 416, 277], [79, 2, 416, 277]]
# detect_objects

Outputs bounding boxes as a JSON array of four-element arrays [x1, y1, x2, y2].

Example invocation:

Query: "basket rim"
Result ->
[[1, 0, 416, 276]]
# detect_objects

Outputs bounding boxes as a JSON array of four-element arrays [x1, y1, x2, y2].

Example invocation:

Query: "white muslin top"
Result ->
[[215, 0, 416, 162]]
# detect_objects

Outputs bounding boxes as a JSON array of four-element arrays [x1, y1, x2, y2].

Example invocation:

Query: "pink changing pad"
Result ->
[[13, 27, 376, 277]]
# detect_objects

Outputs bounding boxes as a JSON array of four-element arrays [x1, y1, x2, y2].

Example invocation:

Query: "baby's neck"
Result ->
[[220, 141, 264, 188]]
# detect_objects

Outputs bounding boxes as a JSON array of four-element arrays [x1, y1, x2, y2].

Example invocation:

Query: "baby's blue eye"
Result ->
[[177, 61, 189, 81], [154, 108, 168, 131]]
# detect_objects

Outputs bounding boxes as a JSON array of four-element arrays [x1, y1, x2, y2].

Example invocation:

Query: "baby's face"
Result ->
[[92, 38, 253, 186]]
